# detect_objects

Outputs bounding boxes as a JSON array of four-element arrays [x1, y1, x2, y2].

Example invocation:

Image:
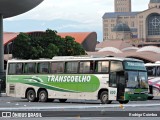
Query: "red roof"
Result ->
[[58, 32, 92, 44], [3, 31, 93, 45]]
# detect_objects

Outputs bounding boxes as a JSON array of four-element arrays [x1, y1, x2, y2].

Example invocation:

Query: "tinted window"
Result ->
[[16, 63, 23, 74], [8, 63, 16, 74], [38, 62, 49, 74], [66, 62, 78, 73], [51, 62, 64, 73], [95, 61, 109, 73], [79, 62, 92, 73], [25, 63, 36, 74], [109, 72, 117, 87], [146, 66, 156, 76], [157, 66, 160, 76], [110, 61, 123, 72]]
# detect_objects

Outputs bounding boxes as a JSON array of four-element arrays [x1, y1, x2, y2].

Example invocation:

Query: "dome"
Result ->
[[137, 46, 160, 53], [98, 47, 122, 53], [112, 23, 130, 32], [150, 0, 160, 3]]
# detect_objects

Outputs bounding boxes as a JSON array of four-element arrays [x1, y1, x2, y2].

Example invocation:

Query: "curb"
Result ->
[[0, 93, 6, 97]]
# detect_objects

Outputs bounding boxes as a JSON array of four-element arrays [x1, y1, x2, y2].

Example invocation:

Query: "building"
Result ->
[[103, 0, 160, 42]]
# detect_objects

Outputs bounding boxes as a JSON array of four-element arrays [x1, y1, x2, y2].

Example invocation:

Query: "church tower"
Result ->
[[114, 0, 131, 12], [149, 0, 160, 9]]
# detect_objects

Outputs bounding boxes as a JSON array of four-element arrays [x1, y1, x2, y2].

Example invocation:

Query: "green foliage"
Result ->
[[12, 29, 86, 59]]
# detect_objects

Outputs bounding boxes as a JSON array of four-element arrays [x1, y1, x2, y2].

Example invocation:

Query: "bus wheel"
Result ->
[[27, 89, 36, 102], [59, 99, 67, 103], [100, 91, 112, 104], [119, 100, 129, 104], [38, 90, 48, 102]]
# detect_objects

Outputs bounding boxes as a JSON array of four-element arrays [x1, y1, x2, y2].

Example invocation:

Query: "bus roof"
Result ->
[[145, 63, 160, 66], [7, 56, 143, 63]]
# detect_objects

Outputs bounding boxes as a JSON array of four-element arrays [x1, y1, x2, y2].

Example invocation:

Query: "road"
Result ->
[[0, 96, 160, 120]]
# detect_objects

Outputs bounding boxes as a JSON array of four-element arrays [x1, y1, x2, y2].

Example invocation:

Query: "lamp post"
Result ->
[[0, 0, 43, 74]]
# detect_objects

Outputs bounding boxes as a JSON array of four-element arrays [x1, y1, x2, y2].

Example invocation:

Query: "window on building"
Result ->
[[148, 14, 160, 35]]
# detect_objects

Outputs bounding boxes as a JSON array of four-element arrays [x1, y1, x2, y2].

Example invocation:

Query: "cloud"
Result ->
[[4, 0, 150, 41]]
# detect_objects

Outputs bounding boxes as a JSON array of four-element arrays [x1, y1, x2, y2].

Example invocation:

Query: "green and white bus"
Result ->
[[6, 56, 149, 104]]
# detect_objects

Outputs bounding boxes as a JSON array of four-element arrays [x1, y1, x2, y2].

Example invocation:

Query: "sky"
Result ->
[[4, 0, 150, 41]]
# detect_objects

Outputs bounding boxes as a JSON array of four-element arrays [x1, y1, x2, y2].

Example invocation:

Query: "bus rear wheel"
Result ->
[[119, 100, 129, 104], [100, 91, 112, 104], [27, 89, 36, 102], [38, 90, 48, 102], [59, 99, 67, 103]]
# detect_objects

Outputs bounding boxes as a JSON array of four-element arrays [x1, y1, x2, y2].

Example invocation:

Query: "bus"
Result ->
[[145, 62, 160, 99], [6, 56, 149, 104]]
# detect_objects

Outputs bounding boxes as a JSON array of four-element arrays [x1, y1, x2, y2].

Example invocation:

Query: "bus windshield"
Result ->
[[126, 71, 148, 89]]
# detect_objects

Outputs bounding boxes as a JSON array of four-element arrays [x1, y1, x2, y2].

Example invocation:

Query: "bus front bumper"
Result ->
[[125, 93, 148, 101]]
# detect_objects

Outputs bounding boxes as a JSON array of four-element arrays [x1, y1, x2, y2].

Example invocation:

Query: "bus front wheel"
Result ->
[[27, 89, 36, 102], [59, 99, 67, 103], [100, 91, 112, 104], [38, 90, 48, 102]]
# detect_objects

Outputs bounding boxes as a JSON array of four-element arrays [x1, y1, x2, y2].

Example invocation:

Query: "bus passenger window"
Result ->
[[8, 63, 16, 75], [157, 67, 160, 76], [66, 62, 78, 73], [51, 62, 64, 73], [95, 61, 109, 73], [16, 63, 23, 74], [25, 63, 36, 74], [110, 61, 123, 72], [146, 66, 156, 76], [38, 62, 49, 74], [79, 62, 91, 73]]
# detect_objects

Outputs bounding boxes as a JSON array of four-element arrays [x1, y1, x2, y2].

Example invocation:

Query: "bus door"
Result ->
[[116, 71, 125, 100]]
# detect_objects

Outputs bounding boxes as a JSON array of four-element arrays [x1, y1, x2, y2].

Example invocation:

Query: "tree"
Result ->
[[12, 29, 86, 59]]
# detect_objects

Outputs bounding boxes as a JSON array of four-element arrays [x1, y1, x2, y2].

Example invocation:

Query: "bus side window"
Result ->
[[65, 62, 78, 73], [16, 63, 23, 74], [51, 62, 64, 73], [157, 66, 160, 76], [95, 61, 109, 73], [38, 62, 49, 74], [110, 61, 123, 72], [79, 62, 91, 73], [8, 63, 16, 75], [25, 63, 36, 74], [146, 66, 156, 76]]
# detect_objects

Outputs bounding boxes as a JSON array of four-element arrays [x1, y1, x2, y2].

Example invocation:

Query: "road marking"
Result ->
[[0, 103, 160, 110]]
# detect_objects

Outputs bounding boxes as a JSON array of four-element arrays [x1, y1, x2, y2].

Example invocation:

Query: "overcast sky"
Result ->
[[5, 0, 150, 40]]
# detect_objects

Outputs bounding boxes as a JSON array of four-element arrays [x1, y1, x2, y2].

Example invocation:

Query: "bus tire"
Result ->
[[27, 89, 36, 102], [59, 99, 67, 103], [119, 100, 129, 104], [38, 90, 48, 102], [100, 91, 112, 104]]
